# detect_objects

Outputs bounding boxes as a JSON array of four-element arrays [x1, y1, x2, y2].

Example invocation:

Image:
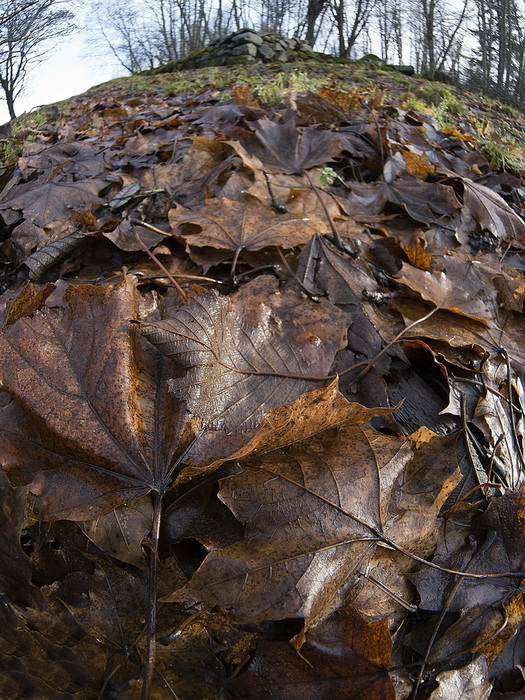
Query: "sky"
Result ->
[[0, 30, 120, 125]]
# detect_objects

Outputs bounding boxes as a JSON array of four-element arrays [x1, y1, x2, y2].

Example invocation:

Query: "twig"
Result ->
[[134, 229, 189, 304], [303, 169, 344, 250], [141, 490, 163, 700], [277, 248, 320, 302]]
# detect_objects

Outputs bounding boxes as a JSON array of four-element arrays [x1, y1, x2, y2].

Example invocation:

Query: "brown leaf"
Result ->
[[238, 117, 343, 174], [2, 281, 55, 329], [169, 197, 326, 252], [0, 278, 187, 520], [428, 656, 492, 700], [184, 379, 396, 473], [0, 470, 31, 600], [227, 611, 395, 700], [167, 424, 411, 623], [232, 84, 261, 107], [456, 177, 525, 246], [0, 179, 105, 229], [294, 87, 365, 123], [347, 176, 460, 224], [403, 150, 435, 179], [403, 235, 433, 270], [79, 495, 152, 569], [142, 283, 347, 432], [411, 490, 525, 613]]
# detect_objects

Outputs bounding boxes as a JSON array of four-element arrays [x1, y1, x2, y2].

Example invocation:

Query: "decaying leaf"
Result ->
[[169, 197, 327, 252], [227, 610, 396, 700], [237, 116, 344, 173], [142, 283, 346, 431], [0, 278, 187, 520], [0, 59, 525, 700], [428, 655, 492, 700], [456, 176, 525, 246]]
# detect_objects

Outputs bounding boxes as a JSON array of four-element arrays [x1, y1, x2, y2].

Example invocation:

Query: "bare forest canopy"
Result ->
[[1, 56, 525, 698], [89, 0, 525, 109]]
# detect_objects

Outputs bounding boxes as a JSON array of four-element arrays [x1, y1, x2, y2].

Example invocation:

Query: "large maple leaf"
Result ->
[[0, 278, 186, 520], [169, 197, 327, 253], [141, 280, 348, 432], [236, 117, 344, 174]]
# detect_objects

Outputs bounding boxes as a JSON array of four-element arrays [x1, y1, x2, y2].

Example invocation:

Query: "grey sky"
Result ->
[[0, 30, 117, 124]]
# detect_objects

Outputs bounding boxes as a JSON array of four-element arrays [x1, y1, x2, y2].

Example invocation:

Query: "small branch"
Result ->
[[134, 229, 189, 304], [277, 248, 320, 303], [141, 490, 164, 700], [339, 305, 440, 382], [303, 169, 344, 250]]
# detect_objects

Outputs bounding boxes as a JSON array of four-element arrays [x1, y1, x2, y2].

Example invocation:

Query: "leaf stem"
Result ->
[[134, 226, 189, 304], [141, 490, 163, 700], [303, 169, 344, 250]]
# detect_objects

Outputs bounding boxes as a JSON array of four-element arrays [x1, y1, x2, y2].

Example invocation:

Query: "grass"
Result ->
[[0, 138, 23, 167]]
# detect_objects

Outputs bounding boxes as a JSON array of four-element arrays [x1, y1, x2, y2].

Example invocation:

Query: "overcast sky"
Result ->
[[0, 30, 120, 125]]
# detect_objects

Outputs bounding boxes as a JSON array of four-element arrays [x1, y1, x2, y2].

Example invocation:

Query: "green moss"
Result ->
[[252, 69, 328, 105], [0, 139, 23, 167]]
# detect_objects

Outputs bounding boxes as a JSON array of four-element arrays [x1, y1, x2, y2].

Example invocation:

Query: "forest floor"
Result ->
[[0, 58, 525, 699]]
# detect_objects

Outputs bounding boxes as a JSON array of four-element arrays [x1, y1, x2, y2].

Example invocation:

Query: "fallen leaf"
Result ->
[[237, 117, 344, 174], [142, 283, 346, 432], [428, 655, 492, 700], [169, 197, 326, 252], [0, 278, 187, 520]]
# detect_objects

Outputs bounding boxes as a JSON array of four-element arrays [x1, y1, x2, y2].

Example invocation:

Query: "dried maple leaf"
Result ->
[[0, 179, 106, 229], [454, 176, 525, 246], [227, 611, 395, 700], [142, 283, 346, 432], [293, 86, 365, 124], [237, 117, 343, 174], [168, 198, 327, 253], [347, 176, 460, 225], [167, 424, 412, 623], [411, 490, 525, 613], [0, 278, 186, 521]]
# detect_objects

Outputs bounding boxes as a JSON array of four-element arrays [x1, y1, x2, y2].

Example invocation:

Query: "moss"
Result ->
[[0, 139, 23, 168]]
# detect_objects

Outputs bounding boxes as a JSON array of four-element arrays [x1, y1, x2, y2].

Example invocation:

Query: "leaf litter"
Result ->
[[0, 65, 525, 699]]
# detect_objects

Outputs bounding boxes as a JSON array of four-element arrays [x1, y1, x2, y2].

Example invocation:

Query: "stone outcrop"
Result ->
[[146, 28, 318, 74], [144, 28, 415, 76]]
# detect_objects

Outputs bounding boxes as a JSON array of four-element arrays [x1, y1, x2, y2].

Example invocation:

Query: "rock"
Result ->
[[143, 28, 320, 73], [231, 31, 263, 46], [231, 43, 257, 57], [258, 44, 275, 60], [388, 64, 415, 75]]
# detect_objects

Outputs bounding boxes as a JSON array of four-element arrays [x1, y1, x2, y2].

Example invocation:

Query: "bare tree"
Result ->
[[409, 0, 469, 79], [89, 0, 238, 74], [376, 0, 404, 62], [0, 0, 74, 119], [329, 0, 378, 58]]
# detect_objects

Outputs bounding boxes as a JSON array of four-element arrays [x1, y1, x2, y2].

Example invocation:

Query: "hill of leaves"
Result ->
[[0, 61, 525, 699]]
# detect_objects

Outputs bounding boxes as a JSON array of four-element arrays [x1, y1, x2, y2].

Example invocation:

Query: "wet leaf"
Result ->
[[238, 117, 343, 174], [169, 198, 326, 252], [456, 177, 525, 246], [80, 495, 152, 569], [347, 176, 460, 224], [168, 424, 411, 623], [142, 284, 346, 432], [0, 278, 187, 520], [227, 610, 395, 700]]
